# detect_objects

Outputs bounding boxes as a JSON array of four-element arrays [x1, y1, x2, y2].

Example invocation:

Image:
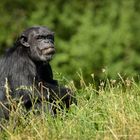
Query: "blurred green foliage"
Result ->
[[0, 0, 140, 82]]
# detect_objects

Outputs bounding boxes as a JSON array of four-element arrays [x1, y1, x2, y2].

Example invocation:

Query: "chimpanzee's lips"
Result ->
[[42, 47, 55, 55]]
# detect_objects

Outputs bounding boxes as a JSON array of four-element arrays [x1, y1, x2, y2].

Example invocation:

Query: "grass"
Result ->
[[0, 74, 140, 140]]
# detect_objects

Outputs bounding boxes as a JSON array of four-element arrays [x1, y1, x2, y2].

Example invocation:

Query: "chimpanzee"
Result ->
[[0, 26, 76, 119]]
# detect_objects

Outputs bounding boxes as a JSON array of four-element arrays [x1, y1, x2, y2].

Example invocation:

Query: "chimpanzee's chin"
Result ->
[[39, 54, 53, 62], [46, 55, 53, 61]]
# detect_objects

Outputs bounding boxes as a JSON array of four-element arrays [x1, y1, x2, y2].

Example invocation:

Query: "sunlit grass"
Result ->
[[0, 74, 140, 140]]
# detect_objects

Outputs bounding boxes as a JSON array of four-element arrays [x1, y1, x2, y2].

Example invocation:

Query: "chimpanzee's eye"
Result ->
[[47, 35, 54, 41], [36, 35, 42, 40], [36, 35, 54, 42]]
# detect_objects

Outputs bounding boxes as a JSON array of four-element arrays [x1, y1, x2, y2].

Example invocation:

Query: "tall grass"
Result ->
[[0, 74, 140, 140]]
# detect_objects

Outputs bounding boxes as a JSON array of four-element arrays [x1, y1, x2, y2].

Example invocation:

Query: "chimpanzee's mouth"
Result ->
[[42, 47, 55, 55]]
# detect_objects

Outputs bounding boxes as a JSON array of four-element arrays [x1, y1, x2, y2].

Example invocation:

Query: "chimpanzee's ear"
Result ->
[[19, 35, 30, 48]]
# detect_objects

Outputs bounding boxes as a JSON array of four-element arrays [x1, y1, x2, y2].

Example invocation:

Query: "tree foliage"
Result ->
[[0, 0, 140, 82]]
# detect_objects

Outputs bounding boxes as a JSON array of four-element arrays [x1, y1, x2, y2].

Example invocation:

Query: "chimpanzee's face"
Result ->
[[20, 26, 55, 62]]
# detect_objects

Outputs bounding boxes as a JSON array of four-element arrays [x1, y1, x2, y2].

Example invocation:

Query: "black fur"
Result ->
[[0, 26, 76, 119]]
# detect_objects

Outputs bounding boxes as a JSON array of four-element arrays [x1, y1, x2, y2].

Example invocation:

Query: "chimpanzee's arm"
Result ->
[[40, 63, 58, 85]]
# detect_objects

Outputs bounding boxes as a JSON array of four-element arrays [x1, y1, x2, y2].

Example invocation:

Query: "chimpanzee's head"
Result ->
[[18, 26, 55, 62]]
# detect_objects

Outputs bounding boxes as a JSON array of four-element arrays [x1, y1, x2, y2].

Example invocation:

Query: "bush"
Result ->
[[0, 0, 140, 83]]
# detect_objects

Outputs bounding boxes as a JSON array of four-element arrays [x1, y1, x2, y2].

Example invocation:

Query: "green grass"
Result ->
[[0, 76, 140, 140]]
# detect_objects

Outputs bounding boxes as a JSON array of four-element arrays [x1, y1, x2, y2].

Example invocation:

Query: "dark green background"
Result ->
[[0, 0, 140, 83]]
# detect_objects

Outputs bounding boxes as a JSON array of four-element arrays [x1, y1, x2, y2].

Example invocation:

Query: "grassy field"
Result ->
[[0, 75, 140, 140]]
